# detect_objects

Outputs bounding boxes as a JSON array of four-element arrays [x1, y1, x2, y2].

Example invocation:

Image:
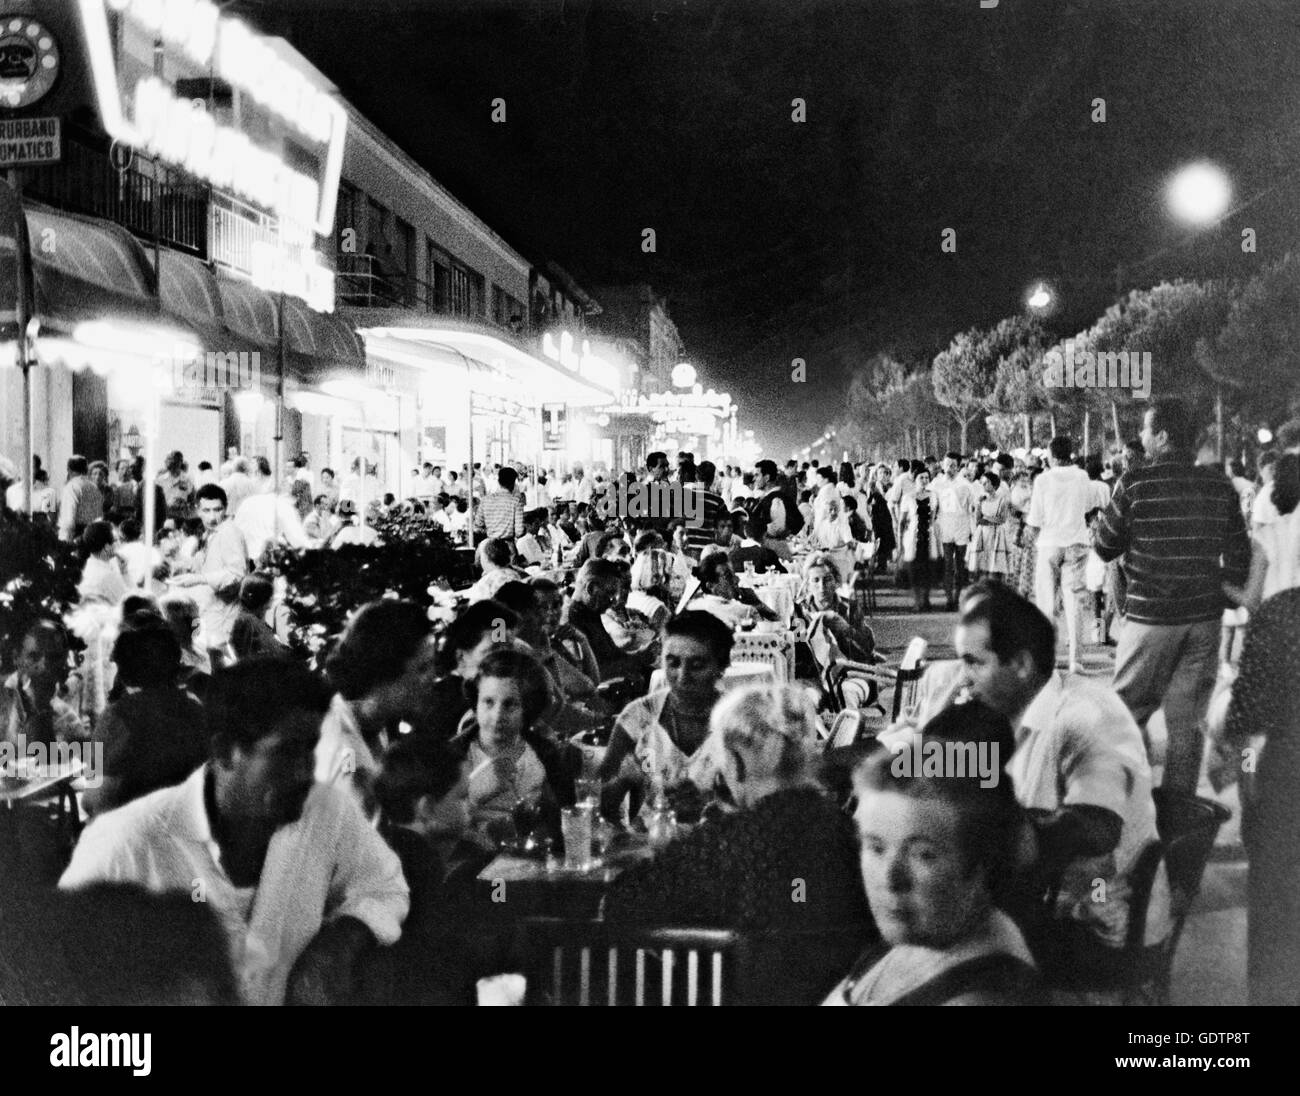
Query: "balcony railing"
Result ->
[[336, 253, 525, 335], [23, 123, 208, 258], [208, 193, 279, 278]]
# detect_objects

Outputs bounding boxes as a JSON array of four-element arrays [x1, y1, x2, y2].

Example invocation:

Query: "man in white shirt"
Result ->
[[218, 457, 258, 519], [932, 453, 977, 610], [234, 463, 311, 565], [60, 660, 409, 1005], [169, 484, 249, 650], [571, 462, 594, 506], [1026, 437, 1094, 674], [880, 585, 1168, 970]]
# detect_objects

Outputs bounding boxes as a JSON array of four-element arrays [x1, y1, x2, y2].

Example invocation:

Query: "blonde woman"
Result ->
[[604, 683, 870, 952]]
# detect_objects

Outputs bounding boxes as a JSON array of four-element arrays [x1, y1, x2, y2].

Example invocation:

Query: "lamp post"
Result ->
[[1167, 161, 1233, 459]]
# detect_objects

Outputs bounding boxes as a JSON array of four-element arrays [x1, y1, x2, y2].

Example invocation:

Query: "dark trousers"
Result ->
[[941, 541, 967, 606], [910, 557, 933, 610]]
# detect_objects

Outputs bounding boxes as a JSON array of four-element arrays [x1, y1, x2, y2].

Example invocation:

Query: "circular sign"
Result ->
[[0, 16, 59, 109], [671, 362, 696, 388], [109, 140, 134, 173]]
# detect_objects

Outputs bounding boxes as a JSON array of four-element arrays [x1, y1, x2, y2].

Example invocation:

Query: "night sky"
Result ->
[[249, 0, 1300, 457]]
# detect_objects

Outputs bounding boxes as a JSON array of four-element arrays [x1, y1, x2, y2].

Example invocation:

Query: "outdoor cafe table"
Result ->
[[476, 832, 657, 919], [0, 759, 85, 853]]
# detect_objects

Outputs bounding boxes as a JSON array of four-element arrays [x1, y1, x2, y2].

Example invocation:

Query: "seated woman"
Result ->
[[793, 552, 884, 704], [604, 684, 872, 999], [229, 574, 288, 661], [824, 748, 1043, 1005], [602, 560, 660, 657], [316, 599, 441, 809], [368, 738, 500, 1005], [83, 622, 206, 816], [629, 529, 689, 614], [447, 645, 576, 845], [598, 611, 733, 821], [465, 538, 528, 603], [78, 520, 129, 607], [414, 600, 520, 744], [689, 554, 780, 630]]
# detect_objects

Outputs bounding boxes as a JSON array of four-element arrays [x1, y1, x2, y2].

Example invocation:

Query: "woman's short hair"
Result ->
[[1273, 452, 1299, 517], [81, 520, 115, 556], [709, 683, 820, 785], [663, 610, 733, 667], [111, 621, 181, 689], [982, 470, 1001, 492], [695, 553, 732, 590], [493, 581, 539, 619], [325, 599, 431, 701], [596, 529, 628, 558], [374, 738, 463, 826], [802, 551, 843, 586], [464, 644, 551, 726], [851, 746, 1023, 895], [238, 573, 275, 612], [440, 599, 519, 673], [478, 537, 513, 569]]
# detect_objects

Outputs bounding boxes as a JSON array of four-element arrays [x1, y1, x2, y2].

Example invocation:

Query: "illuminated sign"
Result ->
[[621, 389, 733, 413], [671, 362, 696, 388], [541, 329, 619, 393], [0, 14, 59, 108], [77, 0, 346, 239]]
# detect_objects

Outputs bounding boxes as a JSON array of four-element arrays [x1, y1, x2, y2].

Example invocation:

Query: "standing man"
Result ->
[[1026, 436, 1094, 675], [58, 455, 103, 542], [683, 460, 729, 559], [474, 465, 525, 546], [1094, 399, 1251, 795], [932, 453, 976, 610], [751, 459, 803, 562], [168, 484, 249, 655]]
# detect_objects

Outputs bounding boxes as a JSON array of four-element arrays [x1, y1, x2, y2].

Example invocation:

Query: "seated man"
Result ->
[[879, 583, 1170, 970], [60, 659, 409, 1005], [727, 509, 787, 574], [689, 554, 781, 630], [1, 619, 87, 747], [563, 559, 656, 685]]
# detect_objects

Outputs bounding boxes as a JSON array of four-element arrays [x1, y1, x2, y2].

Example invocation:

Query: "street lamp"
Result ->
[[1167, 161, 1232, 227], [1027, 283, 1052, 310]]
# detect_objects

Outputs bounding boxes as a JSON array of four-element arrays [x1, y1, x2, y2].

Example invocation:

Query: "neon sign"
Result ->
[[78, 0, 346, 239], [541, 329, 619, 393]]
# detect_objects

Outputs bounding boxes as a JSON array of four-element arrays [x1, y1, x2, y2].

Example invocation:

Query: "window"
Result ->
[[492, 284, 506, 326]]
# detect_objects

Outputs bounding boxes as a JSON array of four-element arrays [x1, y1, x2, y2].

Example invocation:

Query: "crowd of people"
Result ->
[[1, 395, 1297, 1006]]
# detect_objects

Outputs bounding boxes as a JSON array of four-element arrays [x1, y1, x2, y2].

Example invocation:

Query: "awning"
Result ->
[[346, 311, 619, 406], [23, 202, 162, 334]]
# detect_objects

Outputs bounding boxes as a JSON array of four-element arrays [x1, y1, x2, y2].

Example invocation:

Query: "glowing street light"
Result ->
[[1027, 283, 1052, 310], [1167, 161, 1232, 227]]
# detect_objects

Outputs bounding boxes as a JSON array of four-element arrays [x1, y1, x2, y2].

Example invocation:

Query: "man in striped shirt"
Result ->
[[682, 460, 728, 559], [1094, 398, 1250, 795], [473, 465, 525, 544]]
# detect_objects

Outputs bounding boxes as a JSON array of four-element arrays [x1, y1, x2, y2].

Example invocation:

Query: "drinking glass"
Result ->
[[560, 807, 594, 871], [574, 777, 601, 810]]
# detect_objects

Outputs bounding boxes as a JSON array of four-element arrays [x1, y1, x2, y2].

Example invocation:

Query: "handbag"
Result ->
[[1084, 549, 1106, 593]]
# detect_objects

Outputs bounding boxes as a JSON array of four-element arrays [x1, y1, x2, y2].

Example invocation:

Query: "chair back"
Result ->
[[731, 631, 794, 682], [889, 643, 929, 723], [826, 709, 863, 750], [517, 919, 746, 1006], [1153, 789, 1231, 926], [899, 636, 928, 671]]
